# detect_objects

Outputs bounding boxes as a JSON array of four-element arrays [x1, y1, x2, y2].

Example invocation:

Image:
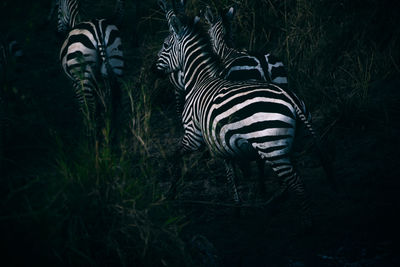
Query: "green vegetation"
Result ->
[[1, 0, 399, 266]]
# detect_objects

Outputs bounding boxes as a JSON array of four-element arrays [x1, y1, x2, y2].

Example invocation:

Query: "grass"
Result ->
[[48, 130, 188, 266], [1, 87, 191, 266], [41, 65, 193, 265]]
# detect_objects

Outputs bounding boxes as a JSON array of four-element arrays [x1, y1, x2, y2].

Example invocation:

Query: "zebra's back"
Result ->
[[222, 54, 268, 82], [59, 18, 124, 125], [60, 19, 124, 80], [184, 78, 301, 161]]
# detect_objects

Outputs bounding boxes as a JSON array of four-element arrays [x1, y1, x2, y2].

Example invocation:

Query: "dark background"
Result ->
[[1, 0, 400, 266]]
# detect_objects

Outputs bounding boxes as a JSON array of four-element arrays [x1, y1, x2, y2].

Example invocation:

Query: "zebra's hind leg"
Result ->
[[237, 159, 266, 199], [72, 80, 96, 137], [270, 161, 313, 229], [224, 160, 241, 217], [256, 159, 266, 198]]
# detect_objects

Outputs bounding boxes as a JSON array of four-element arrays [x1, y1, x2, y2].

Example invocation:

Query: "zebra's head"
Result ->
[[156, 0, 188, 74], [204, 6, 235, 54], [156, 0, 216, 79], [156, 35, 177, 74]]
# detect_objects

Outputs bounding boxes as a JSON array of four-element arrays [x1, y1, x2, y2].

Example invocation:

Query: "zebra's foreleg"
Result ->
[[271, 162, 312, 228], [174, 89, 184, 122], [73, 80, 96, 135], [236, 158, 266, 198], [224, 160, 241, 204], [165, 144, 187, 200], [225, 159, 242, 217]]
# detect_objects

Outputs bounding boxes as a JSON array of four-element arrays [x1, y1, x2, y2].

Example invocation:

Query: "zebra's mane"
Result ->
[[219, 9, 235, 48], [181, 17, 223, 70]]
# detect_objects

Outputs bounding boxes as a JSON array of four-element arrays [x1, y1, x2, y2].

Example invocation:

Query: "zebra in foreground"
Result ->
[[204, 6, 288, 86], [160, 2, 266, 202], [156, 1, 334, 226], [59, 0, 124, 134], [162, 1, 290, 202]]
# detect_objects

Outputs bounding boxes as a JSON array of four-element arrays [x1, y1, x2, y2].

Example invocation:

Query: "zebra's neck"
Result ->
[[218, 45, 246, 66], [209, 23, 245, 67], [216, 41, 238, 63], [181, 31, 221, 95]]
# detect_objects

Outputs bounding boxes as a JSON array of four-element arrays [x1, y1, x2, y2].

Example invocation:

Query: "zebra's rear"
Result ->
[[182, 75, 314, 226], [195, 80, 299, 162], [59, 19, 124, 125]]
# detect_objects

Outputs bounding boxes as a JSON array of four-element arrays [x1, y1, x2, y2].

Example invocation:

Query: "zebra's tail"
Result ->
[[278, 86, 337, 191], [294, 102, 337, 191]]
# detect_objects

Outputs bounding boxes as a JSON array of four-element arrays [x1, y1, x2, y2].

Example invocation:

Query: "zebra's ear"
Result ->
[[204, 6, 214, 24], [226, 7, 235, 20], [158, 0, 169, 13], [175, 0, 186, 16], [194, 16, 200, 25], [170, 15, 184, 37]]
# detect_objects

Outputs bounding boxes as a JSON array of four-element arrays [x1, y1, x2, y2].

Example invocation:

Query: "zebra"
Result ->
[[59, 0, 124, 134], [156, 0, 334, 226], [161, 1, 287, 201], [204, 6, 288, 87], [158, 2, 267, 202]]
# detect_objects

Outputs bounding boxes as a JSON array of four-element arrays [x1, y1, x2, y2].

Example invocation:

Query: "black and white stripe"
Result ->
[[160, 2, 278, 202], [166, 3, 288, 121], [59, 0, 124, 127], [204, 6, 288, 86], [156, 2, 331, 225]]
